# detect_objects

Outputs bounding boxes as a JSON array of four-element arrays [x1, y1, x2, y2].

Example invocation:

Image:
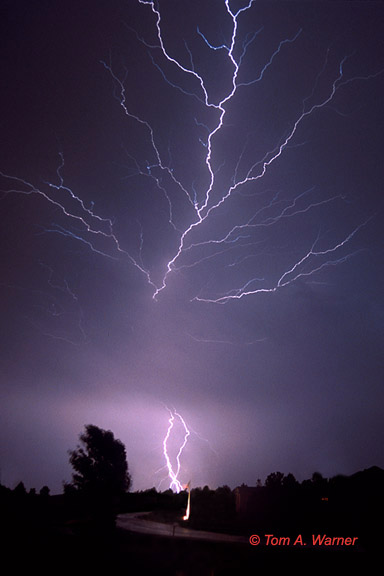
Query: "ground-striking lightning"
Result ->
[[162, 407, 190, 493]]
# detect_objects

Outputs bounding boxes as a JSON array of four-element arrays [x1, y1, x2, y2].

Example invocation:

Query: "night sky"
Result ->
[[1, 0, 383, 494]]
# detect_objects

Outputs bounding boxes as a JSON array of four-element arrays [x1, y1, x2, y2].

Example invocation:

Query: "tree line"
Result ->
[[2, 423, 383, 549]]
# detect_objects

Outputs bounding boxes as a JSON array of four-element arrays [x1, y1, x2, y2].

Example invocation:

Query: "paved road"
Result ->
[[117, 512, 247, 544]]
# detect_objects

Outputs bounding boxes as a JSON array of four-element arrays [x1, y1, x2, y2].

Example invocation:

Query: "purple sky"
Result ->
[[1, 0, 384, 494]]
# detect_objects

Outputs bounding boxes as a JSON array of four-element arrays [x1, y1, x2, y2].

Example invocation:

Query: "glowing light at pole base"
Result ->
[[183, 481, 191, 521]]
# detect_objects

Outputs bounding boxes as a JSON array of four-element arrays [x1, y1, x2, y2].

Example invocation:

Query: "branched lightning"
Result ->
[[193, 219, 371, 303], [1, 0, 382, 310], [162, 407, 190, 493], [103, 0, 380, 302], [0, 154, 158, 290]]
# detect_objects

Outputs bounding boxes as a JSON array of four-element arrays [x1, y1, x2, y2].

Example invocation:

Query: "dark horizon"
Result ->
[[2, 444, 383, 496], [4, 461, 381, 572]]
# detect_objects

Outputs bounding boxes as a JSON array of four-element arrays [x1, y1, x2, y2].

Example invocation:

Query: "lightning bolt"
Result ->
[[1, 0, 382, 312], [192, 219, 371, 304], [162, 407, 190, 493], [0, 154, 159, 290], [103, 0, 381, 303]]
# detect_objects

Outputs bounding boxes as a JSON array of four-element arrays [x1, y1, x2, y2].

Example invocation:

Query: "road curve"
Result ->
[[117, 512, 247, 544]]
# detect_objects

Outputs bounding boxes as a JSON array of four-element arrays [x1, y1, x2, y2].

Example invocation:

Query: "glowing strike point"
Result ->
[[183, 481, 191, 521], [162, 408, 190, 493]]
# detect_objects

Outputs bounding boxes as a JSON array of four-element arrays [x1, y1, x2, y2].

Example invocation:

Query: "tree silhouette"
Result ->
[[265, 471, 285, 489], [13, 481, 26, 497], [39, 485, 50, 498], [282, 473, 299, 490], [68, 424, 131, 498]]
